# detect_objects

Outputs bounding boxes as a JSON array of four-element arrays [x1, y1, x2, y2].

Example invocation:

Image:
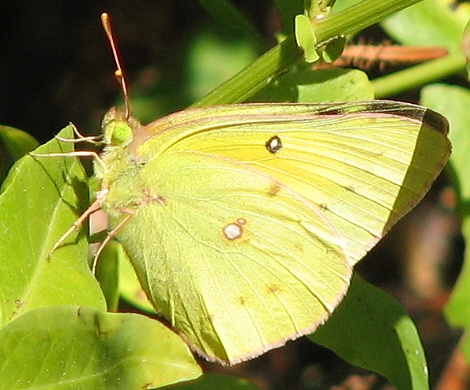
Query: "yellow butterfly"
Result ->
[[91, 100, 450, 365], [47, 13, 450, 366]]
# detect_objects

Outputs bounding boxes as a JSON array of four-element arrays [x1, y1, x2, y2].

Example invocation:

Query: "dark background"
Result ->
[[0, 0, 271, 142]]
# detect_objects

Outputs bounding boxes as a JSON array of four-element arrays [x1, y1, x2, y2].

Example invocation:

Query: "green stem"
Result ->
[[373, 53, 467, 98], [191, 0, 424, 107]]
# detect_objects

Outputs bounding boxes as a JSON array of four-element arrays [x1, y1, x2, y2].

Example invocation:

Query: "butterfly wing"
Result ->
[[102, 101, 450, 364], [133, 101, 450, 265]]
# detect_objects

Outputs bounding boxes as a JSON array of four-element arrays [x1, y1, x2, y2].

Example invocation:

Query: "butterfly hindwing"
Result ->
[[109, 151, 352, 363]]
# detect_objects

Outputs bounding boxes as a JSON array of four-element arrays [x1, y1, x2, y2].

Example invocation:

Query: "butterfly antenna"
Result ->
[[101, 12, 131, 119]]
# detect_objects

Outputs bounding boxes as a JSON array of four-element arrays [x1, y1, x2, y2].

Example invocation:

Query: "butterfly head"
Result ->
[[101, 107, 138, 148]]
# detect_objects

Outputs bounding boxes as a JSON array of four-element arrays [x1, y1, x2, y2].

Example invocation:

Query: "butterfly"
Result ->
[[87, 99, 449, 365], [50, 13, 450, 366]]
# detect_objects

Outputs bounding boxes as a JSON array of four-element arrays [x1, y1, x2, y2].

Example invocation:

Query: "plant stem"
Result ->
[[191, 0, 424, 107], [373, 53, 467, 98]]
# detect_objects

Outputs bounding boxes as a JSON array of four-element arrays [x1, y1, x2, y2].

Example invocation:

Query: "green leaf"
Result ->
[[0, 125, 39, 184], [420, 84, 470, 200], [321, 34, 347, 63], [445, 218, 470, 330], [251, 68, 374, 102], [0, 305, 201, 389], [311, 274, 428, 390], [0, 125, 106, 326], [295, 14, 320, 63], [381, 0, 466, 53], [170, 373, 260, 389]]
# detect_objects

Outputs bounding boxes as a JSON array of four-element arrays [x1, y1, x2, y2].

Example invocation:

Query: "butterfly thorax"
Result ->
[[96, 108, 149, 214]]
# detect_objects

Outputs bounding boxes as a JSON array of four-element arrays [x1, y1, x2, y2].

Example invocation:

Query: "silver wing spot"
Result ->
[[223, 222, 244, 240]]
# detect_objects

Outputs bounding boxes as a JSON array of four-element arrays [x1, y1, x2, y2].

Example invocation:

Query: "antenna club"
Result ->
[[100, 12, 131, 120]]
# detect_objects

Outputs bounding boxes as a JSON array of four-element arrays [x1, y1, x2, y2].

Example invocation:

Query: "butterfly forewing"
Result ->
[[133, 101, 449, 265]]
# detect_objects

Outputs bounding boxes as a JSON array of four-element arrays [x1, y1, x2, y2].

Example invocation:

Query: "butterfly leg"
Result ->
[[30, 150, 108, 172], [91, 212, 133, 274], [48, 197, 102, 259], [54, 124, 103, 144]]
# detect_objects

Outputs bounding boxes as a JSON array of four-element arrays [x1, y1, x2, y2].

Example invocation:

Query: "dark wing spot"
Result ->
[[344, 185, 356, 193], [136, 189, 168, 206], [268, 182, 281, 196], [266, 136, 283, 153], [319, 203, 329, 211], [156, 195, 168, 205], [267, 284, 281, 295]]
